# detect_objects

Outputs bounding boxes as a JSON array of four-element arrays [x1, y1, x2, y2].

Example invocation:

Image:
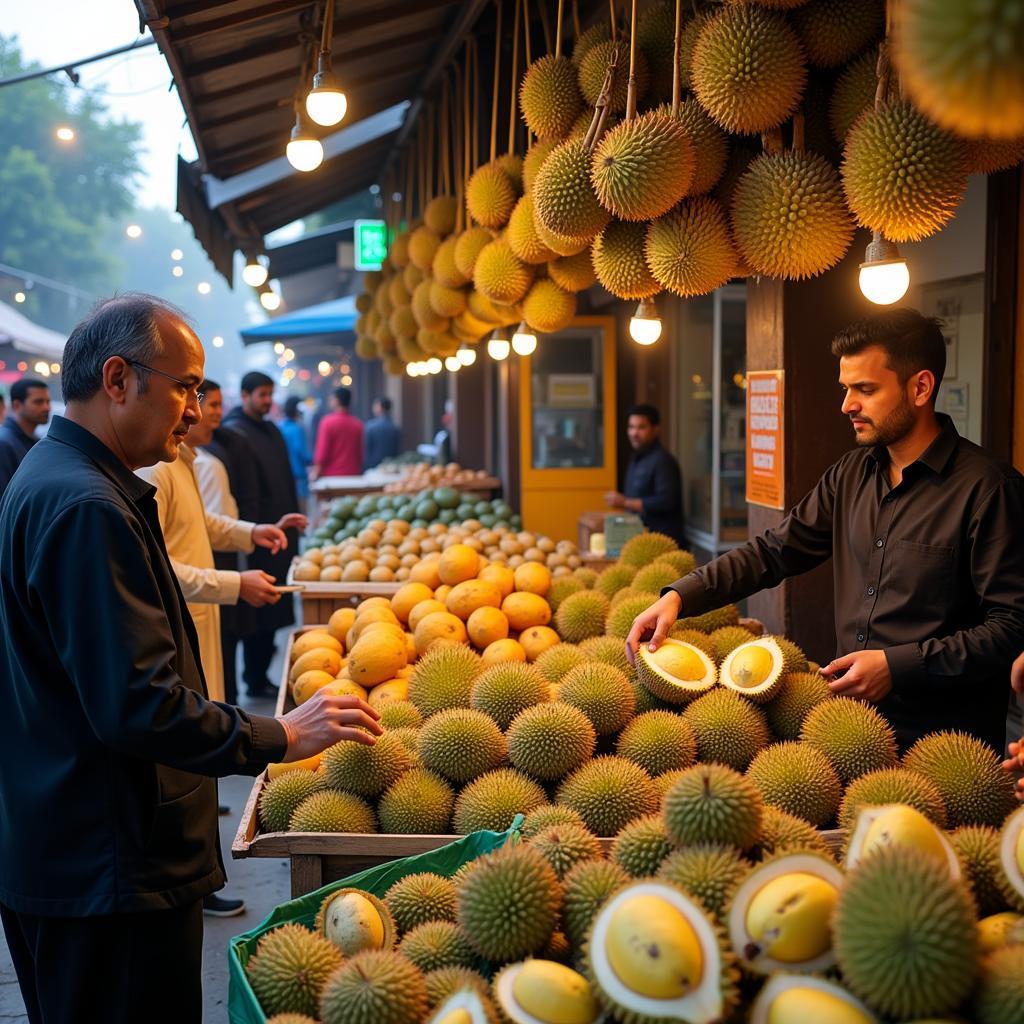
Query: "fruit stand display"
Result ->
[[311, 463, 502, 505]]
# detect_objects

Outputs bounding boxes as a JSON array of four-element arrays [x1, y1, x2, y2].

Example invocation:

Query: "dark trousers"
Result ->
[[221, 627, 239, 706], [1, 900, 203, 1024], [242, 631, 277, 693]]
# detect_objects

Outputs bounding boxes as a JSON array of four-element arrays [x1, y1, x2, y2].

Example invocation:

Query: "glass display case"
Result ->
[[671, 285, 748, 562]]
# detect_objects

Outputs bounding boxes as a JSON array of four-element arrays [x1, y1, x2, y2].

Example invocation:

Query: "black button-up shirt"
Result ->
[[0, 415, 38, 497], [0, 416, 287, 916], [671, 416, 1024, 752], [623, 440, 686, 545]]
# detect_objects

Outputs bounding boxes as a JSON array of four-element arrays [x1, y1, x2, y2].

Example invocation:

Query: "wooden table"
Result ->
[[285, 570, 401, 623]]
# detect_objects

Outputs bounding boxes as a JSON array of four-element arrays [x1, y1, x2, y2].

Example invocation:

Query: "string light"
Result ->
[[286, 115, 324, 172], [426, 357, 443, 374], [13, 291, 26, 303], [859, 232, 910, 305], [259, 285, 282, 311], [457, 344, 477, 366], [629, 297, 663, 345], [171, 266, 184, 278], [242, 254, 269, 288], [445, 355, 462, 372], [318, 360, 332, 376], [487, 330, 510, 361], [274, 342, 285, 354], [305, 0, 347, 127], [511, 321, 538, 356], [170, 248, 183, 261], [196, 281, 212, 295], [125, 224, 142, 239], [212, 335, 224, 348], [340, 374, 353, 386]]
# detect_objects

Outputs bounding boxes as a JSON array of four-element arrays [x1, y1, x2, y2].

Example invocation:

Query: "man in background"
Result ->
[[222, 372, 306, 698], [364, 395, 401, 469], [279, 394, 312, 507], [0, 377, 51, 496], [312, 385, 363, 479], [605, 403, 685, 546]]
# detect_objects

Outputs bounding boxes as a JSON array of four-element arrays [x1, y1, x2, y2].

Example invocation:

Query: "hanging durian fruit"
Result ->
[[548, 247, 597, 293], [533, 138, 612, 240], [578, 40, 650, 114], [507, 194, 558, 264], [522, 279, 577, 333], [520, 55, 584, 141], [523, 140, 559, 193], [829, 49, 877, 142], [691, 4, 807, 135], [964, 138, 1024, 176], [424, 195, 458, 235], [473, 238, 535, 305], [408, 225, 442, 273], [572, 22, 610, 66], [894, 0, 1024, 140], [454, 227, 494, 280], [636, 1, 678, 100], [791, 0, 884, 69], [841, 100, 968, 243], [534, 213, 593, 257], [389, 230, 412, 269], [432, 236, 469, 288], [658, 99, 729, 197], [645, 197, 738, 297], [467, 163, 518, 230], [592, 220, 660, 301]]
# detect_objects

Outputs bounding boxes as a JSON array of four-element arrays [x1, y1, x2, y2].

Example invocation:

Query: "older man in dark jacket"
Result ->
[[0, 294, 379, 1023]]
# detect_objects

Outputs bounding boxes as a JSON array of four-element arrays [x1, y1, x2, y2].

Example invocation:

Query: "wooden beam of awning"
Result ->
[[168, 0, 314, 44]]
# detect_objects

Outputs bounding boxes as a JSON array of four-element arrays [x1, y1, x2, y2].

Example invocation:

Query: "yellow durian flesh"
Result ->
[[977, 912, 1024, 953], [652, 643, 707, 682], [727, 645, 775, 688], [508, 960, 598, 1024], [860, 804, 949, 864], [322, 891, 386, 955], [744, 872, 837, 964], [767, 987, 875, 1024]]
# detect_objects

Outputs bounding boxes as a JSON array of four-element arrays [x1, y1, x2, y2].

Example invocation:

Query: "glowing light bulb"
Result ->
[[242, 257, 269, 288], [260, 288, 282, 311], [457, 344, 477, 366], [859, 233, 910, 305], [487, 333, 510, 361], [305, 66, 347, 127], [125, 224, 142, 239], [55, 126, 75, 142], [629, 298, 663, 345], [197, 281, 211, 295], [340, 374, 352, 385], [406, 362, 420, 377], [511, 321, 537, 356], [13, 291, 26, 303], [171, 266, 184, 278], [212, 335, 224, 348], [286, 119, 324, 172], [426, 357, 443, 375], [445, 356, 461, 372], [274, 342, 285, 354], [170, 248, 183, 261]]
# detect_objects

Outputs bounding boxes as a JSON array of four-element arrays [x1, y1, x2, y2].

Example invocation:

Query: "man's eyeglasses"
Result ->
[[123, 359, 205, 404]]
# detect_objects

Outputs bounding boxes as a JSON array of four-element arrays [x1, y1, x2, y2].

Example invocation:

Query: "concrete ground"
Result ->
[[0, 660, 292, 1023]]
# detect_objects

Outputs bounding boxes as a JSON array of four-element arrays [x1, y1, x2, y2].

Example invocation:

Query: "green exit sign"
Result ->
[[354, 219, 388, 271]]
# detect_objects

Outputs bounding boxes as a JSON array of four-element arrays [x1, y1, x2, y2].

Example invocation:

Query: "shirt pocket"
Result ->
[[885, 538, 954, 605]]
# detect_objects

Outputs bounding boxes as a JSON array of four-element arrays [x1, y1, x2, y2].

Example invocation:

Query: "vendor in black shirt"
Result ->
[[627, 309, 1024, 754], [605, 403, 685, 546]]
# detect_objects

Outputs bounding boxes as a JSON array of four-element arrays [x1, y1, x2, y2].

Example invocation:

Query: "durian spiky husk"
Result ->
[[473, 239, 534, 305], [424, 195, 458, 235], [658, 98, 730, 197], [645, 197, 738, 297], [467, 288, 510, 325], [428, 280, 467, 320], [389, 304, 417, 341], [731, 150, 855, 281], [965, 137, 1024, 175], [841, 100, 968, 243], [507, 194, 557, 265], [571, 21, 611, 65], [522, 279, 577, 334], [829, 50, 877, 142], [432, 234, 469, 288], [548, 247, 597, 293], [408, 225, 442, 273], [792, 0, 884, 69], [590, 111, 695, 222], [894, 0, 1024, 140], [454, 226, 495, 279], [383, 355, 405, 376], [246, 923, 342, 1019], [389, 230, 411, 269], [520, 54, 584, 141], [592, 220, 661, 300], [533, 138, 612, 241], [577, 39, 650, 114], [692, 5, 807, 134], [533, 213, 593, 257], [412, 279, 449, 331], [466, 163, 517, 230], [522, 139, 559, 193]]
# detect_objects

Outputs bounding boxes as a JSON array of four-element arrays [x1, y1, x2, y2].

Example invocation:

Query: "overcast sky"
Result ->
[[4, 0, 196, 209]]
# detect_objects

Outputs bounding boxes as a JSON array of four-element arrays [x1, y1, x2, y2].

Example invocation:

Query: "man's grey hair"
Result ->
[[61, 293, 191, 404]]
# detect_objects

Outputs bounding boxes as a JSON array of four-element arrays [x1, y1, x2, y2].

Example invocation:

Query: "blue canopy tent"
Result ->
[[238, 295, 357, 344]]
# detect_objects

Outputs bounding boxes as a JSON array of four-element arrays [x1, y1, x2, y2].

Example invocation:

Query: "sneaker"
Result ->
[[203, 894, 245, 917], [218, 804, 231, 816]]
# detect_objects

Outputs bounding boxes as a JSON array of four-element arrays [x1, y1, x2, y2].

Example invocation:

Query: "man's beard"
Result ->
[[853, 391, 915, 447]]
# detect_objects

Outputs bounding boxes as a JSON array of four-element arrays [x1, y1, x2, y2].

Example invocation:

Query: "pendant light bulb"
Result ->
[[259, 285, 282, 311], [511, 320, 538, 356], [426, 357, 443, 375], [242, 255, 269, 288], [306, 52, 347, 127], [859, 232, 910, 305], [629, 297, 663, 345], [406, 362, 420, 377], [286, 115, 324, 172], [457, 344, 477, 367], [487, 330, 510, 361], [445, 355, 462, 372]]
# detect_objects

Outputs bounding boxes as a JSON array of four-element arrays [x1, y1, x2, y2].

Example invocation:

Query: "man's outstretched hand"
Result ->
[[277, 689, 383, 762], [820, 649, 893, 702], [625, 591, 682, 667]]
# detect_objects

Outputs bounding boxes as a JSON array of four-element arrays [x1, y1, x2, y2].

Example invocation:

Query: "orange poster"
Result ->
[[746, 370, 785, 509]]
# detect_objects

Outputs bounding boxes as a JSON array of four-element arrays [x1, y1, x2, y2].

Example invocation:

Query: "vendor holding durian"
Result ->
[[627, 308, 1024, 755]]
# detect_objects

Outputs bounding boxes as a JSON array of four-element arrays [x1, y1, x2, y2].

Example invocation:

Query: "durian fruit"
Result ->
[[707, 625, 755, 666], [409, 226, 443, 273], [631, 677, 676, 717], [528, 823, 603, 880], [799, 697, 897, 784], [691, 5, 807, 134], [632, 559, 684, 595], [590, 111, 695, 222], [645, 196, 738, 297], [547, 247, 597, 292], [389, 231, 411, 269], [523, 139, 559, 192], [471, 661, 550, 730], [577, 39, 650, 114], [493, 961, 599, 1022], [974, 944, 1024, 1024], [611, 814, 673, 878], [315, 888, 396, 957], [456, 843, 562, 962], [425, 195, 459, 235], [658, 548, 698, 577], [977, 911, 1024, 953], [473, 239, 534, 305], [844, 803, 961, 880], [534, 641, 585, 681], [965, 136, 1024, 175], [557, 661, 636, 735], [556, 756, 659, 836], [388, 274, 411, 307], [522, 279, 577, 333], [389, 304, 418, 341], [259, 769, 327, 833], [521, 804, 588, 839], [377, 769, 455, 834], [718, 636, 792, 704], [731, 150, 854, 281], [520, 54, 584, 141], [398, 920, 476, 973], [407, 642, 482, 718], [403, 261, 425, 292], [454, 226, 495, 279], [792, 0, 883, 68], [378, 700, 422, 730], [683, 688, 772, 771], [951, 825, 1021, 917], [616, 710, 698, 777], [894, 0, 1024, 140], [497, 154, 524, 190], [506, 701, 596, 781], [383, 356, 406, 377], [388, 726, 420, 757], [999, 806, 1024, 906], [578, 634, 632, 676], [246, 923, 342, 1019], [467, 288, 509, 325], [658, 843, 751, 919], [571, 21, 610, 65], [290, 790, 377, 834], [764, 671, 831, 739], [746, 741, 842, 827], [838, 766, 947, 831], [583, 879, 739, 1024], [604, 594, 656, 639], [533, 214, 592, 257], [554, 590, 611, 644], [903, 730, 1018, 828], [384, 872, 457, 935], [674, 603, 741, 633], [427, 988, 499, 1024], [433, 236, 469, 287], [429, 280, 468, 319], [466, 163, 518, 230], [533, 139, 612, 240], [727, 851, 844, 975], [266, 1015, 318, 1024], [833, 845, 980, 1021], [423, 968, 490, 1012], [507, 194, 557, 265], [318, 949, 429, 1024], [453, 768, 548, 834], [841, 100, 968, 243], [417, 708, 507, 784], [321, 732, 412, 799], [594, 561, 637, 597], [592, 218, 662, 300], [755, 805, 834, 860], [562, 858, 630, 948], [635, 639, 717, 706], [663, 763, 764, 850], [637, 0, 678, 99], [749, 974, 878, 1024], [654, 98, 731, 197]]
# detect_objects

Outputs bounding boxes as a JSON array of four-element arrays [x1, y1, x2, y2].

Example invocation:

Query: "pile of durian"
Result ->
[[354, 0, 1024, 376], [244, 782, 1024, 1023]]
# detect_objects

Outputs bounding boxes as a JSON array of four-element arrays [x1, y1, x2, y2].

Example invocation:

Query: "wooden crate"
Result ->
[[233, 625, 843, 898]]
